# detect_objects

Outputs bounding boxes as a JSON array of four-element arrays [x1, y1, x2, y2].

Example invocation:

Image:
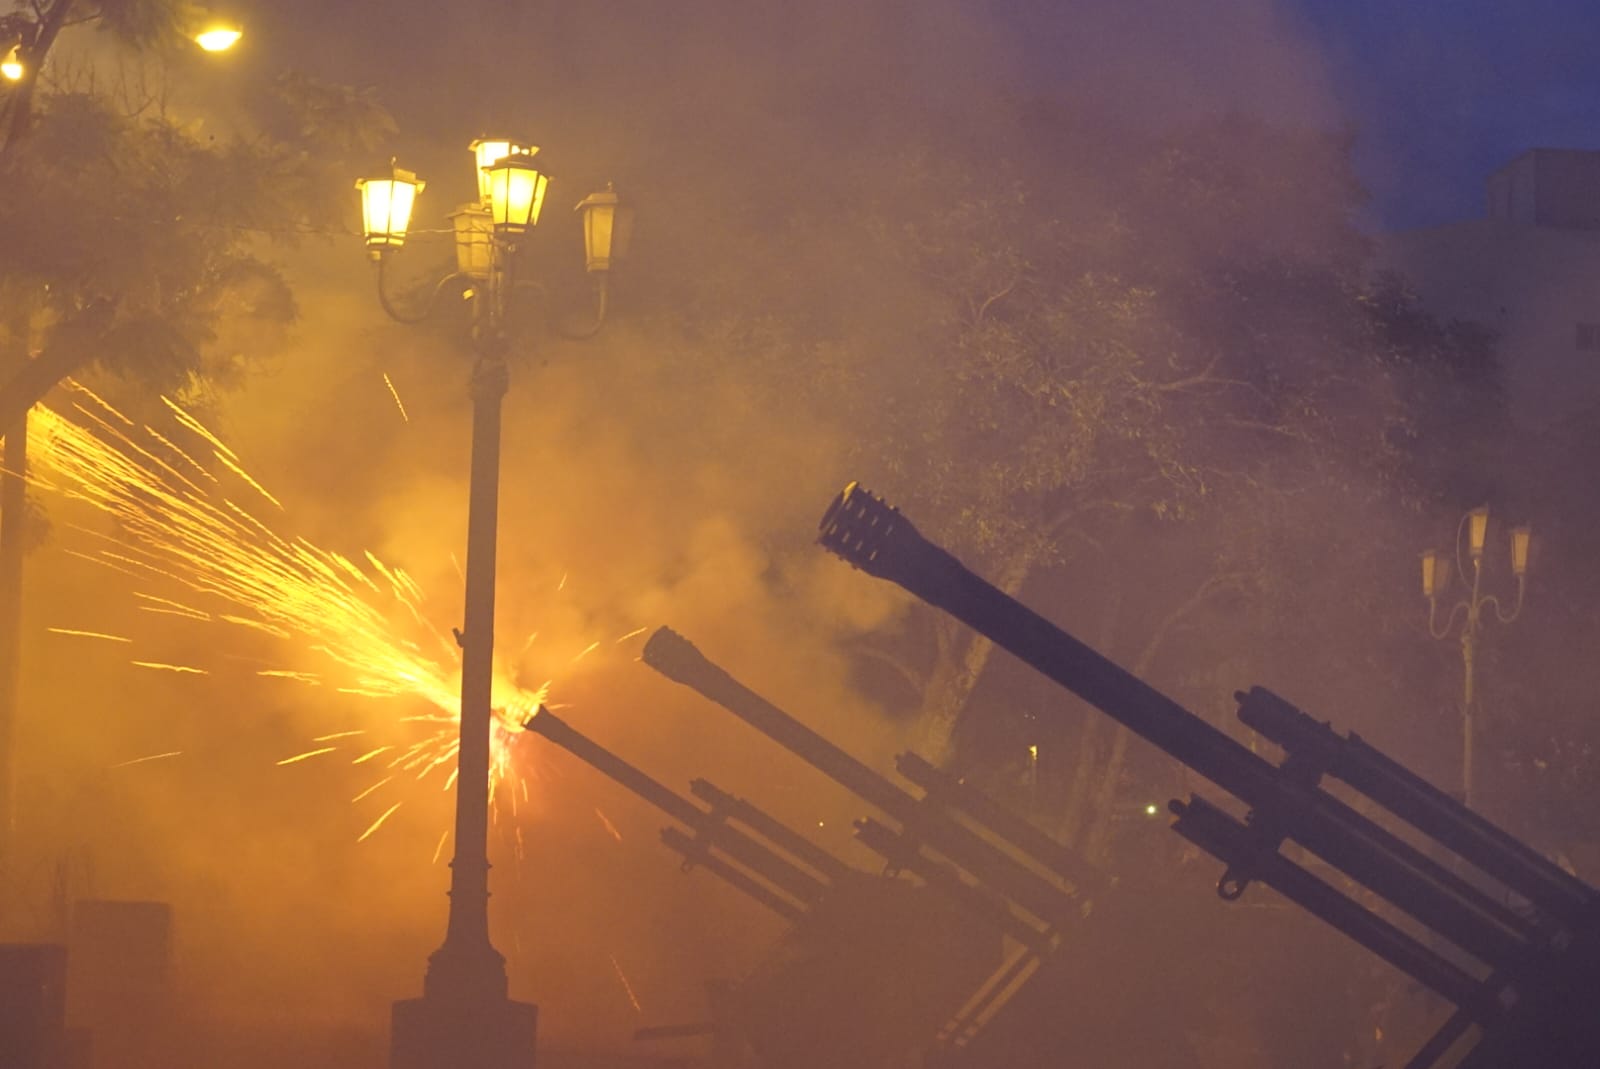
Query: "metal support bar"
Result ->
[[1170, 795, 1501, 1021], [660, 827, 807, 921], [1238, 686, 1593, 925], [853, 818, 1054, 953], [895, 751, 1102, 891], [525, 708, 829, 909], [688, 778, 852, 885]]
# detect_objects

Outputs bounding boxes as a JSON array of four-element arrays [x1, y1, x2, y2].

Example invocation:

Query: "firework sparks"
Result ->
[[609, 954, 643, 1014], [382, 372, 411, 423], [358, 802, 404, 842], [130, 661, 208, 675], [109, 750, 183, 769], [277, 747, 337, 766], [46, 628, 132, 643], [29, 382, 577, 842]]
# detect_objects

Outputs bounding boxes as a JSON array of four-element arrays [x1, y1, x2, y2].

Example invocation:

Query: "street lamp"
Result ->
[[1421, 505, 1531, 809], [357, 138, 624, 1069]]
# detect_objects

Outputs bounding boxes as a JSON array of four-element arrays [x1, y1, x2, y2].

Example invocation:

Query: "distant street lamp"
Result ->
[[357, 139, 626, 1069], [1421, 505, 1531, 809]]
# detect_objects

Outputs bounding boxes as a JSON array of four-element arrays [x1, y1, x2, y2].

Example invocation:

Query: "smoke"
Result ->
[[7, 0, 1418, 1063]]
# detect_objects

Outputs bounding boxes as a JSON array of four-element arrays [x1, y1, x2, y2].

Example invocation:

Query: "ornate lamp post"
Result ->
[[1421, 505, 1531, 809], [357, 140, 626, 1069]]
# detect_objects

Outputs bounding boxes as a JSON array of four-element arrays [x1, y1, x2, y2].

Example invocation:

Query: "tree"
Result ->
[[663, 104, 1511, 872], [0, 0, 393, 861]]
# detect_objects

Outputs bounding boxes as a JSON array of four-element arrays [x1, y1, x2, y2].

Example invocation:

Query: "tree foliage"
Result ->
[[0, 1, 394, 428]]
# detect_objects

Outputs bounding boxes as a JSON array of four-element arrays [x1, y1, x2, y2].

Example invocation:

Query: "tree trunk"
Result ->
[[0, 409, 25, 859], [1079, 574, 1244, 863], [1055, 590, 1122, 849]]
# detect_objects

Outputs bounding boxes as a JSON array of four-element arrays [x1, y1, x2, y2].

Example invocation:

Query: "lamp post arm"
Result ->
[[1427, 597, 1470, 641], [553, 276, 611, 341], [375, 256, 467, 326], [1484, 577, 1526, 625]]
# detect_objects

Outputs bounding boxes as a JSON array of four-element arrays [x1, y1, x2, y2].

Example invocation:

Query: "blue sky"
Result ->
[[992, 0, 1600, 231], [1284, 0, 1600, 229]]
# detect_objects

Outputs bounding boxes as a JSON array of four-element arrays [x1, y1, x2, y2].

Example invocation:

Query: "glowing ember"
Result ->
[[358, 801, 405, 842], [382, 371, 411, 423], [130, 661, 209, 674], [46, 628, 133, 642], [108, 750, 183, 769]]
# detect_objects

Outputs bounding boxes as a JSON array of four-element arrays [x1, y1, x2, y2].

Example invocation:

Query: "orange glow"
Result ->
[[30, 382, 560, 840]]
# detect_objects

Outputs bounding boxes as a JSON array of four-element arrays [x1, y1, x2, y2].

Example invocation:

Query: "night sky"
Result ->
[[1288, 0, 1600, 228], [994, 0, 1600, 230]]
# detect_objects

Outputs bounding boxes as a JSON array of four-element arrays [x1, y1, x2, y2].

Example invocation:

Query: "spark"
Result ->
[[572, 640, 600, 664], [596, 808, 623, 842], [131, 661, 208, 674], [161, 395, 238, 463], [314, 730, 366, 741], [46, 628, 132, 643], [352, 746, 390, 764], [609, 955, 643, 1014], [220, 614, 291, 638], [353, 777, 393, 803], [277, 747, 336, 766], [109, 750, 182, 769], [133, 592, 210, 618], [257, 669, 321, 684], [358, 801, 404, 842], [212, 449, 284, 510], [382, 372, 411, 423], [615, 626, 648, 644], [432, 830, 450, 865]]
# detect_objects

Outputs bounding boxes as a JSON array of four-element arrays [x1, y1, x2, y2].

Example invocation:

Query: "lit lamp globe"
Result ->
[[575, 187, 633, 273], [193, 21, 243, 51], [356, 166, 424, 258], [469, 138, 536, 205], [2, 45, 23, 81], [1510, 525, 1531, 577], [484, 154, 549, 238], [449, 204, 495, 281]]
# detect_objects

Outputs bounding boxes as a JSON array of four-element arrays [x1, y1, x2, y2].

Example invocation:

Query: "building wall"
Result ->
[[1377, 211, 1600, 431]]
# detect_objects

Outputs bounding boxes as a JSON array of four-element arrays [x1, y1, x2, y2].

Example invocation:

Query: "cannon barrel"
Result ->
[[852, 817, 1053, 952], [524, 707, 829, 912], [643, 626, 1080, 927], [819, 482, 1600, 1068], [688, 778, 852, 885], [817, 483, 1542, 971], [894, 751, 1103, 891], [1169, 794, 1498, 1019], [1237, 686, 1594, 923]]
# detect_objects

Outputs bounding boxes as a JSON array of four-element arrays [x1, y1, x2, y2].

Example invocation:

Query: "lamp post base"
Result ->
[[390, 993, 538, 1069]]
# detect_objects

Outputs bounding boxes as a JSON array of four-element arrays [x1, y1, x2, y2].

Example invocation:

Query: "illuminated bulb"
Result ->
[[1144, 803, 1159, 817], [194, 25, 242, 52], [2, 46, 23, 81]]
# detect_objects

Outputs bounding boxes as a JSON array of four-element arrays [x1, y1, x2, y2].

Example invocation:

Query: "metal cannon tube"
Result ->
[[642, 627, 1080, 928], [524, 708, 828, 911], [1238, 686, 1595, 925], [688, 778, 852, 885], [816, 484, 1540, 972], [894, 751, 1103, 891], [1170, 795, 1498, 1019]]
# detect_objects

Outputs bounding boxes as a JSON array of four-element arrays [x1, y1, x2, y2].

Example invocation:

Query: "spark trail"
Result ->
[[27, 383, 549, 816]]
